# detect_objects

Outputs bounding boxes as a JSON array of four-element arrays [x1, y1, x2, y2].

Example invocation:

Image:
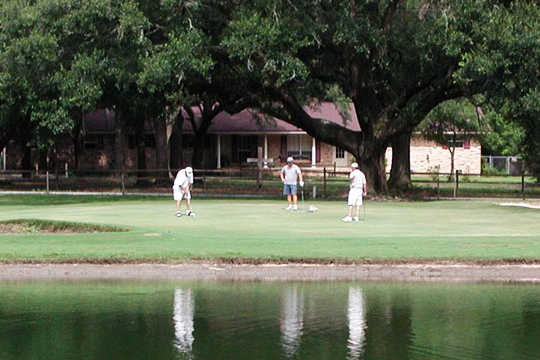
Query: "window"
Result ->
[[128, 135, 136, 149], [287, 135, 312, 160], [335, 147, 345, 159], [84, 134, 105, 150], [144, 134, 156, 148], [237, 135, 258, 163]]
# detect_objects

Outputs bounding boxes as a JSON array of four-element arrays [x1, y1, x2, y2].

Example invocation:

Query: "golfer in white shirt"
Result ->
[[280, 157, 304, 211], [342, 162, 367, 222], [173, 166, 194, 217]]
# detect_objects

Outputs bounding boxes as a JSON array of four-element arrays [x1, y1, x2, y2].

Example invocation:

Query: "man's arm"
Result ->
[[280, 168, 285, 183]]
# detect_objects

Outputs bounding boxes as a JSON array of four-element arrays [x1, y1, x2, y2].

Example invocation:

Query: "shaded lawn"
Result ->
[[0, 195, 539, 263]]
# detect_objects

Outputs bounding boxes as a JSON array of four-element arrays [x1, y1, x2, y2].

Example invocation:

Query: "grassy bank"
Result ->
[[0, 195, 539, 263]]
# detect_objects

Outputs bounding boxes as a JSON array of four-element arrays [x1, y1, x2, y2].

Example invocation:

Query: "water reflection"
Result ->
[[347, 287, 367, 360], [173, 288, 194, 357], [280, 285, 304, 357], [1, 282, 540, 360]]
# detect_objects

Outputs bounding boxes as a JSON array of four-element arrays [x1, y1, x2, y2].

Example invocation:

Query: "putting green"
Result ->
[[1, 196, 539, 262]]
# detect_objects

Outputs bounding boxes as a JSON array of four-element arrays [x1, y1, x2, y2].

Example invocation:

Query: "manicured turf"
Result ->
[[0, 195, 539, 263]]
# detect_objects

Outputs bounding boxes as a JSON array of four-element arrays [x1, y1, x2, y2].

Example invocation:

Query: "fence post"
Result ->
[[437, 171, 440, 200], [65, 162, 69, 178], [333, 162, 336, 177], [323, 167, 327, 198], [46, 171, 50, 194], [453, 170, 460, 198], [121, 171, 126, 196], [522, 173, 525, 200]]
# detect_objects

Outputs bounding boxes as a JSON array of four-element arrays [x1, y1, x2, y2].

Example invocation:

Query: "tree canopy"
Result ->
[[1, 0, 538, 189]]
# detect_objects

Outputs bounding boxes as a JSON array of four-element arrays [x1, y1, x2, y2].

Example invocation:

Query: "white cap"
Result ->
[[185, 167, 193, 175], [351, 162, 358, 169], [287, 156, 294, 162]]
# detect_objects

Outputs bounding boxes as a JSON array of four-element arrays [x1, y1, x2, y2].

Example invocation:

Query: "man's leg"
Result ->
[[342, 206, 353, 222], [354, 205, 361, 221], [291, 185, 298, 210], [176, 198, 183, 217], [185, 193, 194, 216], [284, 185, 292, 210], [342, 190, 354, 221]]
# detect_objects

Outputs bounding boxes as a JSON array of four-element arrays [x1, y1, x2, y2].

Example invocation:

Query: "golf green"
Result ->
[[1, 196, 539, 262]]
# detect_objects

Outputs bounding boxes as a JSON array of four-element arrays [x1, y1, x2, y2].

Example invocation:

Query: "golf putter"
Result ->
[[363, 200, 367, 221]]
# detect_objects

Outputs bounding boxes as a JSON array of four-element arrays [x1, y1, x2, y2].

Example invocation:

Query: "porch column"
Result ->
[[264, 135, 268, 169], [311, 137, 316, 168], [2, 147, 6, 170], [217, 135, 221, 169]]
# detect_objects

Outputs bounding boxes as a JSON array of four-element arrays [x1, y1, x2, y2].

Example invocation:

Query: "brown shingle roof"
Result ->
[[183, 102, 360, 134], [84, 102, 360, 134]]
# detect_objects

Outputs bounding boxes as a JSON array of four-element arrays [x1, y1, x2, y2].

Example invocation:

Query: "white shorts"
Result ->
[[348, 188, 363, 206], [173, 188, 191, 201]]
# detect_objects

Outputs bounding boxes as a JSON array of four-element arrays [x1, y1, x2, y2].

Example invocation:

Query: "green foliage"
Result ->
[[481, 160, 506, 177], [457, 1, 540, 179], [481, 110, 524, 156], [420, 98, 484, 147]]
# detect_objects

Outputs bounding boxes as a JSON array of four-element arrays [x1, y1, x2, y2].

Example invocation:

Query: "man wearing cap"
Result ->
[[280, 157, 304, 210], [342, 162, 367, 222], [173, 166, 194, 217]]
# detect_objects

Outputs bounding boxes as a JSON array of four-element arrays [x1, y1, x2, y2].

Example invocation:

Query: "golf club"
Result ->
[[301, 184, 305, 208], [363, 197, 367, 221]]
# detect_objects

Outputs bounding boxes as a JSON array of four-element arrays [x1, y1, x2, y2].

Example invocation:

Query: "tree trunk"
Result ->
[[21, 144, 31, 178], [114, 110, 126, 172], [191, 132, 206, 169], [170, 114, 184, 169], [152, 116, 169, 183], [71, 119, 82, 171], [357, 145, 388, 194], [135, 119, 147, 185], [388, 132, 412, 190], [448, 149, 455, 182]]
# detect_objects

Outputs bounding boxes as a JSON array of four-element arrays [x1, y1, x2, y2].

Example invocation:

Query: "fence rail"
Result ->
[[0, 167, 538, 199]]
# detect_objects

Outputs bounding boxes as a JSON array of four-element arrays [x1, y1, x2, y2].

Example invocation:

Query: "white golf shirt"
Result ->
[[281, 164, 302, 185], [173, 169, 193, 190], [350, 169, 366, 189]]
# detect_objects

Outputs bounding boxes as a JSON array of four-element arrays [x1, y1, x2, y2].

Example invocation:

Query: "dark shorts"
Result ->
[[283, 184, 298, 196]]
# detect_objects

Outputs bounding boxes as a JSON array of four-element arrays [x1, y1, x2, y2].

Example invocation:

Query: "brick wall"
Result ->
[[385, 137, 481, 174]]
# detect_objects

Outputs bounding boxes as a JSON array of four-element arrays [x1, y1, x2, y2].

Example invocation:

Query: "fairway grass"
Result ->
[[0, 195, 539, 263]]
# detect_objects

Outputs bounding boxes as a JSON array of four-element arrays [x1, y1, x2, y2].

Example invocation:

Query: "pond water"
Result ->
[[1, 281, 539, 360]]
